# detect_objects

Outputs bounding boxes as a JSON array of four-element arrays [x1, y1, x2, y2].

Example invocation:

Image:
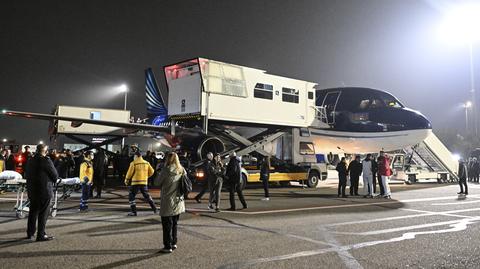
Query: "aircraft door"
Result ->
[[322, 91, 341, 124]]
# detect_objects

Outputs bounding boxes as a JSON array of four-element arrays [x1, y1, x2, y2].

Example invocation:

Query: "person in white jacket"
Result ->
[[362, 154, 374, 198]]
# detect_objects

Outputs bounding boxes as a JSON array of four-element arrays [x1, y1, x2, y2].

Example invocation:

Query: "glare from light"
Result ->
[[438, 3, 480, 44], [465, 101, 472, 108], [1, 109, 6, 114], [156, 142, 161, 147], [39, 140, 44, 144], [118, 84, 128, 93], [2, 138, 6, 143], [452, 153, 461, 162]]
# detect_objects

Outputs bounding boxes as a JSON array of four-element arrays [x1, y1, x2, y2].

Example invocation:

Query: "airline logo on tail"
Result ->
[[145, 68, 168, 125]]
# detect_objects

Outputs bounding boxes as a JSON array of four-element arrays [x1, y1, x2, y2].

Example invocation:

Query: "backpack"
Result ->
[[178, 169, 192, 198]]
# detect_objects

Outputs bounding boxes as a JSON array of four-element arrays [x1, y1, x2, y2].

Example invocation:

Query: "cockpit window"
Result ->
[[356, 93, 403, 110], [376, 92, 404, 108]]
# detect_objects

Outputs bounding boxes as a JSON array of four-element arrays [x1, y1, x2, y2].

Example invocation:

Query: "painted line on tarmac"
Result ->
[[319, 226, 364, 269], [219, 217, 480, 269], [327, 207, 480, 227], [431, 199, 480, 206], [222, 195, 480, 215], [400, 208, 471, 218], [335, 216, 480, 236]]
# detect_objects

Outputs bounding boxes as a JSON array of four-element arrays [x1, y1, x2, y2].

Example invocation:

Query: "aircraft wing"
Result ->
[[2, 110, 171, 133]]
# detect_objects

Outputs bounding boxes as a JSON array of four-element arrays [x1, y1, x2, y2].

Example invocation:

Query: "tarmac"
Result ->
[[1, 178, 479, 268]]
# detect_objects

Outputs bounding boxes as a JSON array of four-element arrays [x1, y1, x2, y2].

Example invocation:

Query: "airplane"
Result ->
[[1, 60, 432, 160]]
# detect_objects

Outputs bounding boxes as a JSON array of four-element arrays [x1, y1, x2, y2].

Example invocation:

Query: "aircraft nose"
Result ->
[[408, 110, 431, 130]]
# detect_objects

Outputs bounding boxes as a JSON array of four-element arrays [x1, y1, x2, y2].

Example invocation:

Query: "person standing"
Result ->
[[25, 144, 58, 241], [348, 155, 362, 196], [362, 154, 374, 198], [79, 151, 94, 212], [458, 159, 468, 195], [226, 152, 247, 211], [468, 158, 474, 183], [336, 157, 348, 198], [158, 152, 186, 253], [259, 156, 271, 201], [0, 151, 5, 172], [210, 154, 224, 212], [147, 151, 158, 187], [124, 151, 157, 216], [5, 149, 15, 171], [64, 149, 76, 178], [93, 149, 108, 198], [194, 152, 214, 204], [371, 156, 378, 194], [472, 158, 480, 183], [378, 152, 392, 199], [376, 153, 385, 196], [54, 151, 69, 179]]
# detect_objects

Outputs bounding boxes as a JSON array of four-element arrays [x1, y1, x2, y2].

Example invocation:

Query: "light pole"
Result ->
[[118, 84, 128, 149], [469, 44, 477, 135], [440, 3, 480, 135], [118, 84, 128, 110], [464, 101, 472, 133]]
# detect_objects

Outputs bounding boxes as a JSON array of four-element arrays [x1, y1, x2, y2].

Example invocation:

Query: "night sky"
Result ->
[[0, 0, 477, 145]]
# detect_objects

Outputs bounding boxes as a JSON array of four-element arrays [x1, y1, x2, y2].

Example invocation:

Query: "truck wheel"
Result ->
[[238, 173, 247, 191], [408, 174, 417, 184], [16, 210, 25, 219], [307, 171, 319, 188]]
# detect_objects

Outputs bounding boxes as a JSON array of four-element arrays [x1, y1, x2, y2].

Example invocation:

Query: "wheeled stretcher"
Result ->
[[3, 177, 81, 218]]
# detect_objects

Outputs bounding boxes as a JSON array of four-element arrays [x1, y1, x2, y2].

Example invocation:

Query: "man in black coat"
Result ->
[[348, 155, 363, 196], [92, 149, 108, 198], [226, 152, 247, 211], [5, 149, 15, 170], [25, 144, 58, 241], [458, 159, 468, 195], [194, 152, 215, 205], [336, 157, 348, 198]]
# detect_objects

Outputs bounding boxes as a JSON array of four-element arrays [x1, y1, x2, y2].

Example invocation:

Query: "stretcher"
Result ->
[[3, 178, 29, 218], [4, 177, 81, 218], [0, 171, 23, 193], [51, 177, 81, 217]]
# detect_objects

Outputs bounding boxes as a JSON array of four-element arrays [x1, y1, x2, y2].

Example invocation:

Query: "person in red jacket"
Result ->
[[378, 151, 392, 199]]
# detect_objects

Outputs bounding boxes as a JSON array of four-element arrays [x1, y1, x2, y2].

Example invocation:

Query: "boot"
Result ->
[[128, 204, 137, 216]]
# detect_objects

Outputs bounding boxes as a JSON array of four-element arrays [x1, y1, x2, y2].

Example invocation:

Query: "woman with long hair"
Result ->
[[158, 152, 186, 253]]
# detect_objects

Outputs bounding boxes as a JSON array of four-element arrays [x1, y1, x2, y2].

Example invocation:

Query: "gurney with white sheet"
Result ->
[[0, 172, 81, 218]]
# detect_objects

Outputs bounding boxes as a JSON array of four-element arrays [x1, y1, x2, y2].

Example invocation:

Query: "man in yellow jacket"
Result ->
[[79, 151, 94, 212], [125, 151, 157, 216]]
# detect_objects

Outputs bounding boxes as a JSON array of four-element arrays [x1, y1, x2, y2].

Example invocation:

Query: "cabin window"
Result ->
[[202, 62, 248, 97], [282, 87, 299, 103], [254, 83, 273, 100], [308, 92, 314, 100], [90, 111, 101, 120], [299, 142, 315, 155]]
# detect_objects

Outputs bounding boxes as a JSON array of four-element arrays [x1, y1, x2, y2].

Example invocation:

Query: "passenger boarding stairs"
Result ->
[[405, 133, 459, 182]]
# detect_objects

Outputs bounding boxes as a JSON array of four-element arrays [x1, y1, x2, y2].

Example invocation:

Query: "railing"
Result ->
[[311, 106, 328, 125]]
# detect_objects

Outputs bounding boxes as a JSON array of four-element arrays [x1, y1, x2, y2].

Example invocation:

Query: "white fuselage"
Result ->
[[309, 128, 432, 154]]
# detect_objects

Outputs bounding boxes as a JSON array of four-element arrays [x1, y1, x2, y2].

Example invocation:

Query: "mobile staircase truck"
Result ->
[[390, 133, 459, 184], [164, 58, 329, 189]]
